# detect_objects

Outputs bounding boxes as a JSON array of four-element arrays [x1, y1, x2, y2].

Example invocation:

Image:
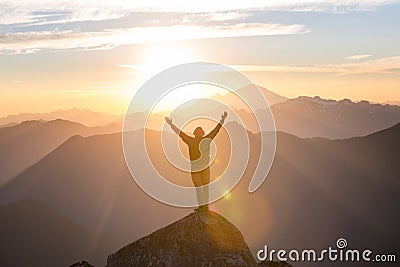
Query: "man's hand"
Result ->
[[165, 117, 173, 125], [220, 111, 228, 123]]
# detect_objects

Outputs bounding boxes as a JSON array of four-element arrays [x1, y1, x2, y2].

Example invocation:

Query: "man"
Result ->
[[165, 111, 228, 212]]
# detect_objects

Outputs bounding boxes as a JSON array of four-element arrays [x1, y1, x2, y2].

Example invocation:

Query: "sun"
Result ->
[[140, 43, 197, 77], [137, 43, 227, 112]]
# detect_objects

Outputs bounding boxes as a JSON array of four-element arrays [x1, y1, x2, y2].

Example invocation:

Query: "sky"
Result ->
[[0, 0, 400, 116]]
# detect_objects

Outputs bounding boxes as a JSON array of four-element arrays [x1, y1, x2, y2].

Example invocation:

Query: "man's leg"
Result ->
[[200, 167, 210, 208], [191, 172, 203, 209]]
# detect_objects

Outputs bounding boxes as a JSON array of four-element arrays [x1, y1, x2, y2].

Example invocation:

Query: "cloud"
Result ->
[[117, 56, 400, 76], [229, 65, 345, 73], [117, 65, 144, 71], [0, 2, 127, 26], [208, 12, 250, 21], [227, 56, 400, 75], [345, 56, 400, 74], [53, 88, 130, 96], [344, 54, 372, 61], [119, 64, 346, 74], [0, 23, 308, 54], [181, 12, 250, 23], [1, 0, 398, 26]]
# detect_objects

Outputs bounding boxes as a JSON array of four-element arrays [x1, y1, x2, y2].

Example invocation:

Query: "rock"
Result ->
[[69, 261, 94, 267], [106, 210, 257, 267]]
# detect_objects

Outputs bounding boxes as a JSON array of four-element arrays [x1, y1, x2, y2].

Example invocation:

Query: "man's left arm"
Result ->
[[205, 111, 227, 139]]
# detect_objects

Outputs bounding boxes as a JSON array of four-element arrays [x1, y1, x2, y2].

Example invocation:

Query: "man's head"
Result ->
[[193, 127, 205, 138]]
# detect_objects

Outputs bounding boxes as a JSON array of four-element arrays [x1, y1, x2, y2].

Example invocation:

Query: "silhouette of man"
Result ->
[[165, 111, 228, 212]]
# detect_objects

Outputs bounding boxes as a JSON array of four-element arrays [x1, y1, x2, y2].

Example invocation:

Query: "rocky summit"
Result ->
[[106, 210, 257, 267]]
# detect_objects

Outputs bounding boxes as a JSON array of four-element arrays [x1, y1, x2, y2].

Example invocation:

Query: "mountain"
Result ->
[[383, 100, 400, 106], [270, 96, 400, 138], [167, 92, 400, 138], [130, 85, 284, 137], [0, 200, 117, 267], [213, 85, 289, 108], [2, 89, 398, 140], [0, 131, 191, 264], [0, 124, 399, 266], [0, 120, 87, 185], [0, 119, 121, 185], [0, 122, 19, 128], [106, 211, 258, 267], [254, 85, 289, 106], [0, 108, 120, 127], [251, 123, 400, 265]]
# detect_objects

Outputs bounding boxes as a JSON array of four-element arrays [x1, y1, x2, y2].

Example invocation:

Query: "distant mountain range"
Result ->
[[0, 123, 398, 266], [212, 85, 289, 109], [1, 88, 399, 139], [0, 108, 120, 127], [271, 96, 400, 138], [384, 100, 400, 106], [0, 119, 121, 186]]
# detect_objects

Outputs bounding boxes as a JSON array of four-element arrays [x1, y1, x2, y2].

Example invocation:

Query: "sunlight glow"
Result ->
[[139, 43, 198, 78], [152, 83, 227, 112]]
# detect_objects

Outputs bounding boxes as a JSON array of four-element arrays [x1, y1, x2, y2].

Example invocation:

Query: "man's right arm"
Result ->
[[165, 117, 191, 143]]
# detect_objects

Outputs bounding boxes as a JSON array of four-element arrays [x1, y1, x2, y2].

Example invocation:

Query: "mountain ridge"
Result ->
[[0, 199, 117, 267], [0, 122, 399, 266], [0, 119, 122, 185], [0, 108, 120, 127], [270, 96, 400, 138], [1, 91, 399, 139]]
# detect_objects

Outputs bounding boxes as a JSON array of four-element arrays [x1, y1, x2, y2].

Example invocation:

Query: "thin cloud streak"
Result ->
[[230, 65, 346, 73], [344, 54, 372, 61], [117, 56, 400, 75], [228, 56, 400, 75], [1, 0, 398, 26], [0, 23, 309, 54]]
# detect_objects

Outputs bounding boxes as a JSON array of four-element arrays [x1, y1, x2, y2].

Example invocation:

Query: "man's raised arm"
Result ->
[[165, 117, 191, 143], [206, 111, 227, 140]]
